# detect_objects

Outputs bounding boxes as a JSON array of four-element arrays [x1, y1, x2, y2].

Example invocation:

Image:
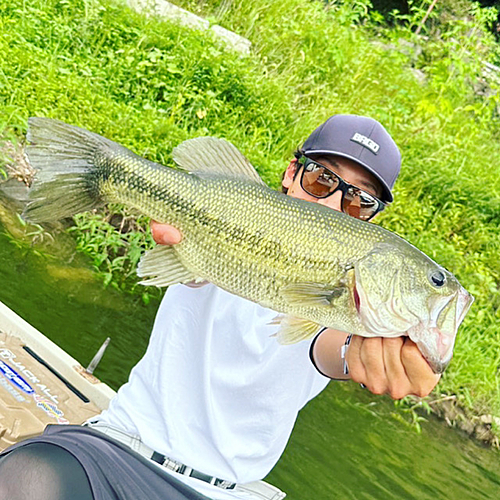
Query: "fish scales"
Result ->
[[36, 135, 387, 328], [23, 118, 474, 373]]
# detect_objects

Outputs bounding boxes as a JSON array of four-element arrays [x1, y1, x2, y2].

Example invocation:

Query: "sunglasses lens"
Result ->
[[300, 157, 385, 221], [343, 187, 380, 221], [301, 162, 340, 198]]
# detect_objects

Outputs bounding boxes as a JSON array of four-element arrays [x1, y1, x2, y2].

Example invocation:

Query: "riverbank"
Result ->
[[431, 394, 500, 448], [1, 0, 499, 446], [409, 393, 500, 449]]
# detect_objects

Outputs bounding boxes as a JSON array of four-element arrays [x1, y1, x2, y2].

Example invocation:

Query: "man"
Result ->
[[0, 115, 439, 500], [151, 115, 439, 399]]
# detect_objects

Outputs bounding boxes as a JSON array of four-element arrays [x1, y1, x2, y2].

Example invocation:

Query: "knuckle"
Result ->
[[414, 385, 432, 398], [348, 365, 363, 384], [389, 387, 406, 400], [368, 383, 386, 395]]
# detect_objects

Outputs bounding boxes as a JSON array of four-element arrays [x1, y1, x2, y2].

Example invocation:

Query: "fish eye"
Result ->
[[429, 270, 446, 288]]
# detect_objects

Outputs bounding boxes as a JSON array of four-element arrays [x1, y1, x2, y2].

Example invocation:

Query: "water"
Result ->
[[1, 215, 500, 499], [0, 210, 159, 389], [268, 384, 500, 498]]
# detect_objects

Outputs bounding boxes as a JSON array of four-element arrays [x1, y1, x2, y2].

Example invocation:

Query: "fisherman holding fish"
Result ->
[[150, 117, 442, 396], [0, 115, 472, 500]]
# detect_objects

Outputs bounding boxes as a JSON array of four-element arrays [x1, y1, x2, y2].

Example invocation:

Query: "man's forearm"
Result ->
[[310, 329, 351, 379]]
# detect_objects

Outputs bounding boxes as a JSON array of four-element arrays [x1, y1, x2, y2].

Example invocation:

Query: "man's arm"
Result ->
[[311, 330, 440, 399], [150, 221, 441, 399]]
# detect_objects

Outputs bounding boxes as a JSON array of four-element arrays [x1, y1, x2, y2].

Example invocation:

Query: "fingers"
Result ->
[[346, 336, 440, 400], [350, 336, 391, 396], [345, 335, 369, 387], [382, 338, 410, 400], [359, 338, 386, 394], [401, 339, 441, 398], [150, 220, 182, 245]]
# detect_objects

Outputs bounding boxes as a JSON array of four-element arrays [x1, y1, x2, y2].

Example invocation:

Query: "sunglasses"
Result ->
[[297, 156, 386, 221]]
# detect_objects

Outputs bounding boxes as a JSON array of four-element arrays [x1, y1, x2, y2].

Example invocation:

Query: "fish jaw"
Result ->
[[409, 325, 451, 374], [354, 253, 474, 374], [408, 287, 474, 374]]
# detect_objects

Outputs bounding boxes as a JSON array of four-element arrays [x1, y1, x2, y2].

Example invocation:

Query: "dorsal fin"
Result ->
[[173, 137, 266, 185]]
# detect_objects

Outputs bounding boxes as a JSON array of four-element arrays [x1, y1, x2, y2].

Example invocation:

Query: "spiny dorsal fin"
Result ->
[[173, 137, 266, 185], [137, 245, 202, 287]]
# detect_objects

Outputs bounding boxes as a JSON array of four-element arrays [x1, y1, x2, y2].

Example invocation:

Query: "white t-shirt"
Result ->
[[99, 283, 329, 499]]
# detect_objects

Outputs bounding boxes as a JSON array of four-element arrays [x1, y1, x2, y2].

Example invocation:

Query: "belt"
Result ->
[[84, 421, 236, 490]]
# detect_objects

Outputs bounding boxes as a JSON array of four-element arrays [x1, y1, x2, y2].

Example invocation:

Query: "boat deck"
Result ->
[[0, 301, 115, 451]]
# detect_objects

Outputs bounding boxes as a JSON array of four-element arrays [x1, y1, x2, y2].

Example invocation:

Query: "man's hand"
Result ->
[[150, 220, 182, 245], [311, 331, 440, 399], [150, 221, 208, 288], [346, 336, 440, 399]]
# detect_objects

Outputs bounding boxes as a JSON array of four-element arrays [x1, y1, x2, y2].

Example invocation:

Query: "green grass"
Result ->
[[1, 0, 500, 423]]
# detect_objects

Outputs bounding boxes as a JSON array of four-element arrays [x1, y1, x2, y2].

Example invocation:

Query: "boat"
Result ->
[[0, 299, 115, 451]]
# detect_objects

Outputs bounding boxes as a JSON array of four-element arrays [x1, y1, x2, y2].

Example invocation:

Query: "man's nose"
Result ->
[[318, 190, 343, 212]]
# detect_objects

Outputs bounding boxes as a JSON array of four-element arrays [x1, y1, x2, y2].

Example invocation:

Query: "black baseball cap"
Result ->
[[301, 115, 401, 203]]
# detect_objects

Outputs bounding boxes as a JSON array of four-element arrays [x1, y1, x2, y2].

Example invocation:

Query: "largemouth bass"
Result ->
[[24, 118, 474, 374]]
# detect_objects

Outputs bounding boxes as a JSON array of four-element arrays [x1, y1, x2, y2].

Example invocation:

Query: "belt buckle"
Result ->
[[214, 478, 236, 490], [176, 463, 236, 490], [151, 452, 183, 473]]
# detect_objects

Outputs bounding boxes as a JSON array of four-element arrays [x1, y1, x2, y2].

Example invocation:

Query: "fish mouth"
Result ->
[[410, 288, 474, 375], [413, 331, 452, 374]]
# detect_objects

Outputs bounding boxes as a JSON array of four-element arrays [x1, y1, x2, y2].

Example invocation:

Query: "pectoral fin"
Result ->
[[281, 282, 349, 307], [137, 245, 202, 287], [272, 315, 322, 344]]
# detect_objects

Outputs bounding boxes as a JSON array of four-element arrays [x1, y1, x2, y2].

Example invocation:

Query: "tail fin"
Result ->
[[23, 118, 112, 223]]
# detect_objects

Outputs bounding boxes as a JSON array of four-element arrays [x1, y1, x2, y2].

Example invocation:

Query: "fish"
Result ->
[[23, 117, 474, 374]]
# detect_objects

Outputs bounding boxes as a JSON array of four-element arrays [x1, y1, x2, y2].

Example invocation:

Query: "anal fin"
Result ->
[[137, 245, 200, 287]]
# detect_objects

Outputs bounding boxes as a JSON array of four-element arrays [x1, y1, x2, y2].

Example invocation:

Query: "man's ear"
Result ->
[[282, 159, 298, 189]]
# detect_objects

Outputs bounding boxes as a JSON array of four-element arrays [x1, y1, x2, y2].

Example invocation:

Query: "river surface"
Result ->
[[1, 216, 500, 499]]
